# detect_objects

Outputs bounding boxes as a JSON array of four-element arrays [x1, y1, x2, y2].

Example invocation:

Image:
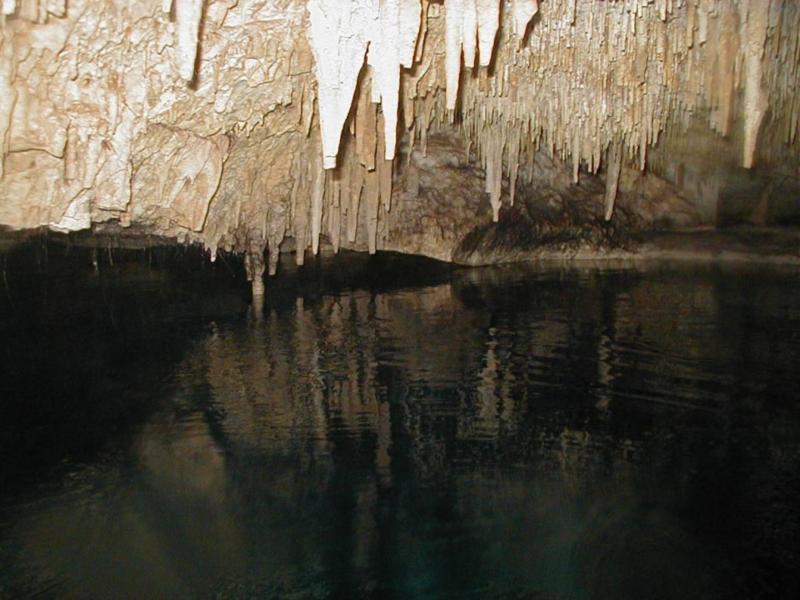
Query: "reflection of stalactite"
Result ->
[[293, 296, 327, 428], [197, 272, 678, 485], [498, 362, 515, 430], [375, 399, 392, 478], [475, 326, 500, 437], [596, 332, 613, 412], [558, 428, 591, 478]]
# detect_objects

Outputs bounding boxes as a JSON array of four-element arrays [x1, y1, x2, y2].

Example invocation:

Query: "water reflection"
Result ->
[[2, 259, 800, 598]]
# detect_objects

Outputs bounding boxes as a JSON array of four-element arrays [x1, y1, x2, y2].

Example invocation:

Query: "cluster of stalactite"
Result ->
[[300, 0, 800, 263], [1, 1, 799, 273]]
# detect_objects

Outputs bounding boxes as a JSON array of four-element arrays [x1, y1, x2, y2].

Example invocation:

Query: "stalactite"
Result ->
[[462, 1, 477, 68], [367, 0, 420, 161], [378, 157, 392, 212], [308, 0, 422, 168], [476, 0, 499, 67], [444, 0, 464, 111], [484, 130, 503, 221], [244, 231, 267, 297], [175, 0, 204, 83], [604, 140, 622, 222], [511, 0, 538, 39], [291, 155, 310, 266], [307, 0, 370, 168], [356, 77, 378, 171], [364, 167, 380, 253], [443, 1, 508, 110], [311, 152, 326, 255], [346, 162, 363, 243], [742, 0, 770, 168], [711, 1, 738, 138], [327, 170, 342, 253], [507, 129, 520, 206], [267, 218, 285, 277]]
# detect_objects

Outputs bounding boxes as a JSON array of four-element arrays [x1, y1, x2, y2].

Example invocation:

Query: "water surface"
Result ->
[[1, 241, 799, 599]]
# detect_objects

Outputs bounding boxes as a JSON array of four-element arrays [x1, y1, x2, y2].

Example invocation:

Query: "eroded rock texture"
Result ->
[[0, 1, 798, 267]]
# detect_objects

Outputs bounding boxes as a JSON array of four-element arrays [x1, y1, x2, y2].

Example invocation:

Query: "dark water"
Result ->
[[1, 240, 800, 599]]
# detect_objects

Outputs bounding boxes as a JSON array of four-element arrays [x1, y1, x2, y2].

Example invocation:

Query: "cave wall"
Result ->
[[0, 1, 799, 264]]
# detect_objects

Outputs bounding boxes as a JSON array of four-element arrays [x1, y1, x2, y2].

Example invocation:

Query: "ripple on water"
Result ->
[[1, 255, 799, 599]]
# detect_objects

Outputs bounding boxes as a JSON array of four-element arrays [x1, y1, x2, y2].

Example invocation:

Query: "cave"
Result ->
[[1, 1, 799, 598]]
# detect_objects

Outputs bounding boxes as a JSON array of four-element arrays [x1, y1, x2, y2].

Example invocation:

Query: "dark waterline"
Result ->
[[1, 240, 799, 599]]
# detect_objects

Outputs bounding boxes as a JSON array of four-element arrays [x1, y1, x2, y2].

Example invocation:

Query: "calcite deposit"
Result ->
[[0, 1, 798, 282]]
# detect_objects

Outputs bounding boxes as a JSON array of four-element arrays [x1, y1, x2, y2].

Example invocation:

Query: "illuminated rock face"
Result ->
[[0, 1, 798, 262]]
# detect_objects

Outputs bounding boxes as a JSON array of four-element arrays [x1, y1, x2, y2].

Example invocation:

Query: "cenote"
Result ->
[[1, 239, 799, 600]]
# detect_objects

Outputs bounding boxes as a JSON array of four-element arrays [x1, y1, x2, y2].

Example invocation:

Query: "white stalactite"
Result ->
[[445, 0, 464, 111], [444, 0, 501, 110], [175, 0, 204, 83], [462, 1, 478, 68], [309, 0, 421, 167], [511, 0, 538, 38], [308, 0, 372, 169], [368, 0, 421, 161], [476, 0, 500, 66]]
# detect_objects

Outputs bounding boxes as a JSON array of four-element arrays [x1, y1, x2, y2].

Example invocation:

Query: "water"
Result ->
[[1, 240, 799, 599]]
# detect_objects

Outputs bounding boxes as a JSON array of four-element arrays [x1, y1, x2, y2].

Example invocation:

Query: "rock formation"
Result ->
[[0, 1, 798, 275]]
